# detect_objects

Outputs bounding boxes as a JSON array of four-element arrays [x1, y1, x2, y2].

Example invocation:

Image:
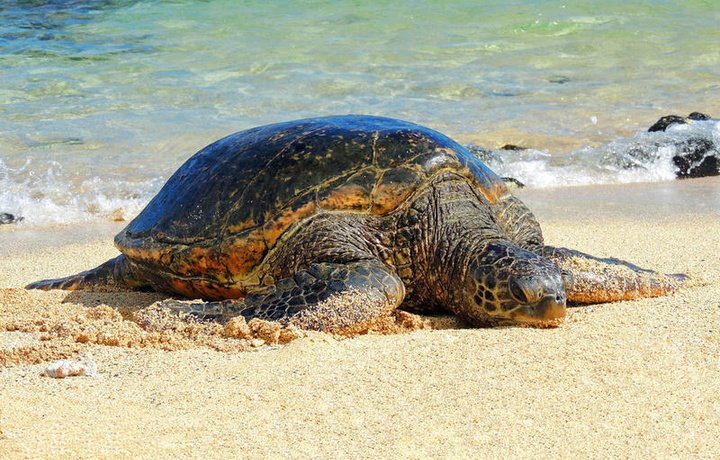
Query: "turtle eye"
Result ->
[[508, 276, 545, 305], [509, 279, 529, 304]]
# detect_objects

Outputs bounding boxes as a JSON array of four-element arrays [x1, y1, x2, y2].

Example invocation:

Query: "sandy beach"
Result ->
[[1, 178, 718, 459]]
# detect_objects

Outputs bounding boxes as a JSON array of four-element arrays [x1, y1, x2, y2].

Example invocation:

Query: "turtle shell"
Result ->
[[116, 115, 508, 298]]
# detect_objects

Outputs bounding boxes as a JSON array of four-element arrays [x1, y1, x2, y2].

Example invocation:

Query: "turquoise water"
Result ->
[[2, 0, 720, 226]]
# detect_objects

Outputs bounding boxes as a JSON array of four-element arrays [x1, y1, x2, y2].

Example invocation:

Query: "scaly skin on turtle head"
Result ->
[[462, 242, 569, 326]]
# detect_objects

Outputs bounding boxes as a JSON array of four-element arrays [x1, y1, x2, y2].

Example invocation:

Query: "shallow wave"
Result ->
[[468, 118, 720, 188], [0, 158, 162, 227]]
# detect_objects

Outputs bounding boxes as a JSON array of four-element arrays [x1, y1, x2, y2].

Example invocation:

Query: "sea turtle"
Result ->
[[27, 115, 689, 332]]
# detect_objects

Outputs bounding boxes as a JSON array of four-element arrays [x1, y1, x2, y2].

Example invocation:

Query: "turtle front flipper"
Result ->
[[159, 259, 406, 334], [26, 255, 150, 292], [538, 246, 690, 303]]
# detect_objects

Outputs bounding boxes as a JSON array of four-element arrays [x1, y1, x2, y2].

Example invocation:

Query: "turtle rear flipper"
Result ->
[[158, 259, 406, 334], [26, 255, 150, 292], [539, 246, 691, 303]]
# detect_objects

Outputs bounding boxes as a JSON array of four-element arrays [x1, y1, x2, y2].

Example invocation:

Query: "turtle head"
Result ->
[[462, 241, 570, 326]]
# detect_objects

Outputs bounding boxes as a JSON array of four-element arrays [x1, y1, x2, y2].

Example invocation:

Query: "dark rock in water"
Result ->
[[648, 112, 711, 132], [465, 144, 526, 187], [688, 112, 711, 121], [648, 115, 688, 132], [0, 213, 23, 224], [465, 144, 498, 164], [646, 112, 719, 178], [547, 75, 570, 84], [673, 138, 720, 179], [464, 112, 719, 187], [499, 144, 526, 151]]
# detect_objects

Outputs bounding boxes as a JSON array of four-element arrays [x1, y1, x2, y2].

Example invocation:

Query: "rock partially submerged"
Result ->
[[0, 213, 22, 225], [647, 112, 719, 178], [466, 111, 720, 184], [647, 112, 711, 132]]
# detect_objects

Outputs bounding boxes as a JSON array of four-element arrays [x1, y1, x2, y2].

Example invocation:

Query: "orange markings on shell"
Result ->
[[226, 216, 257, 234], [167, 278, 243, 300], [318, 183, 372, 211], [371, 166, 424, 215], [220, 230, 267, 279], [194, 282, 244, 301], [372, 182, 414, 215], [484, 180, 508, 204], [159, 245, 226, 280], [123, 245, 163, 267], [465, 165, 508, 204], [263, 199, 317, 249], [188, 247, 224, 271], [169, 279, 202, 298]]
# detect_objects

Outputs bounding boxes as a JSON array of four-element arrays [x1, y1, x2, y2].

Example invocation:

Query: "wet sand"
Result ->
[[1, 178, 719, 459]]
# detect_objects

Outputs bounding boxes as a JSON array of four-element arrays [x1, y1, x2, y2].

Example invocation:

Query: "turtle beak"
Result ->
[[508, 276, 567, 324], [511, 294, 566, 323]]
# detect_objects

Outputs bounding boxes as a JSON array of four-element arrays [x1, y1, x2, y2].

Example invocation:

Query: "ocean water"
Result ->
[[2, 0, 720, 227]]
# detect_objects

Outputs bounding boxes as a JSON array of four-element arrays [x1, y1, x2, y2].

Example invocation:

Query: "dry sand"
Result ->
[[1, 178, 719, 459]]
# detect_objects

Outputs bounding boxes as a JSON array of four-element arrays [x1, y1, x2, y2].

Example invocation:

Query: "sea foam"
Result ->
[[469, 119, 720, 188]]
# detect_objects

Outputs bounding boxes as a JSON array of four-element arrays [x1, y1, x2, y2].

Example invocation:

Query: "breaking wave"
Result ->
[[468, 117, 719, 188], [0, 158, 163, 228]]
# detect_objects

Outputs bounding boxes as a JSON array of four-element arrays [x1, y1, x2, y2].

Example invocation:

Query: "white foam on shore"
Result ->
[[0, 158, 162, 228]]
